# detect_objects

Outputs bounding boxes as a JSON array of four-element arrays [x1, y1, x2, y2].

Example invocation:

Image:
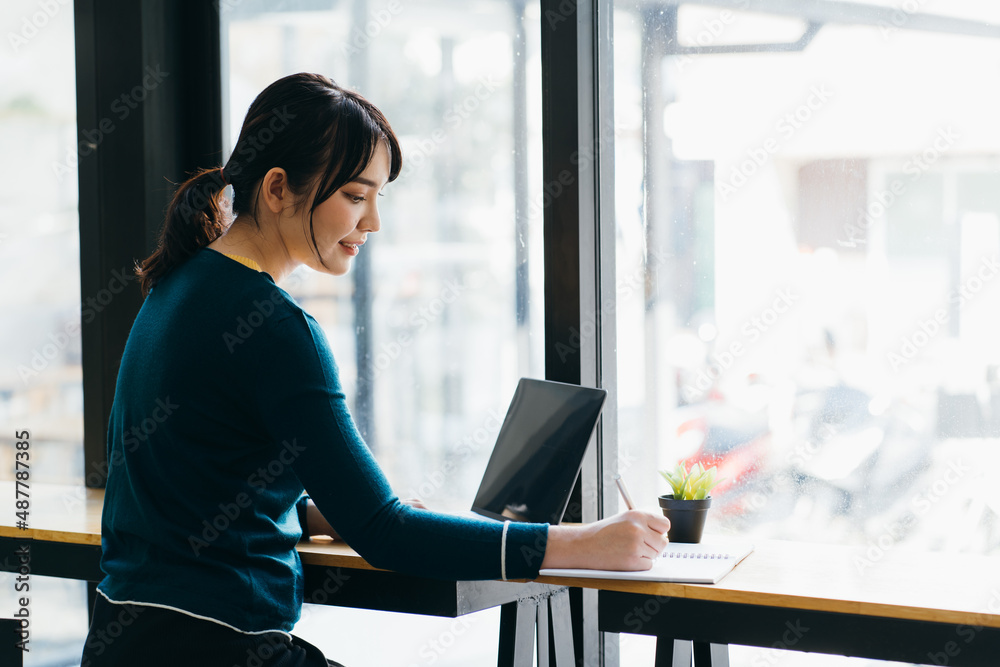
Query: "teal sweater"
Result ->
[[98, 247, 549, 633]]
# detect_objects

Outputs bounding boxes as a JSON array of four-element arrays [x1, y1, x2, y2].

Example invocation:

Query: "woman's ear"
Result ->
[[260, 167, 289, 215]]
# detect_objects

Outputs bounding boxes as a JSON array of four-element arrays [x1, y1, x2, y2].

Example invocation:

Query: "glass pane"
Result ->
[[221, 1, 543, 663], [613, 4, 1000, 663], [613, 2, 1000, 557], [0, 5, 82, 485], [0, 3, 89, 665]]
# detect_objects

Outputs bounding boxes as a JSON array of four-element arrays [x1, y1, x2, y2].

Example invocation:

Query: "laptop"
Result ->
[[468, 378, 608, 525]]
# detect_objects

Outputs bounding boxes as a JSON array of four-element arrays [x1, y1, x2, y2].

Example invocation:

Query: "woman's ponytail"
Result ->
[[136, 166, 230, 297]]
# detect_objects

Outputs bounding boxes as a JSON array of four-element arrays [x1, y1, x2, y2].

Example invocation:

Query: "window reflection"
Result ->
[[615, 2, 1000, 556]]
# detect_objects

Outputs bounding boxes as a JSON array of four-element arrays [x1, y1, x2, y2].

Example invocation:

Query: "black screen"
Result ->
[[471, 378, 607, 524]]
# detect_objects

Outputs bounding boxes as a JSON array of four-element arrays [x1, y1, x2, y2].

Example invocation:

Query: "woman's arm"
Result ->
[[308, 497, 669, 572], [305, 499, 339, 539], [306, 497, 428, 541]]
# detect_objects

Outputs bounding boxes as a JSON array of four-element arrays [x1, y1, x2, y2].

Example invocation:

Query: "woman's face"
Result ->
[[293, 142, 391, 276]]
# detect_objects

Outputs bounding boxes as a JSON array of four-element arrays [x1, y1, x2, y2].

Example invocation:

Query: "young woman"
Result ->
[[80, 72, 669, 667]]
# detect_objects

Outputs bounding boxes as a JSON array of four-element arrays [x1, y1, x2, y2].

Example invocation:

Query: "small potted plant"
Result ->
[[658, 462, 722, 543]]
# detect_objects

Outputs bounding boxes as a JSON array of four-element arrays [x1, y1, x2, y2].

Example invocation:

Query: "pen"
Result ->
[[614, 474, 635, 510]]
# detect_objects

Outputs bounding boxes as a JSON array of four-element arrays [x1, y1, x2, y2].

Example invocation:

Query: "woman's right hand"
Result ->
[[540, 510, 671, 571]]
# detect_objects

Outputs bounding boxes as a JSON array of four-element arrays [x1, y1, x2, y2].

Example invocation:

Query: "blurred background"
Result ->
[[3, 0, 1000, 665]]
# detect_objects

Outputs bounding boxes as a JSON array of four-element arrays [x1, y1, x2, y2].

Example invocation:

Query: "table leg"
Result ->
[[693, 642, 730, 666], [0, 618, 24, 667], [536, 595, 550, 667], [548, 588, 576, 666], [498, 598, 537, 667], [654, 638, 693, 667], [87, 580, 98, 626]]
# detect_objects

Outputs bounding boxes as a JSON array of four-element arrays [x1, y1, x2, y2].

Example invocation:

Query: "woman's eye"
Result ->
[[347, 194, 366, 203]]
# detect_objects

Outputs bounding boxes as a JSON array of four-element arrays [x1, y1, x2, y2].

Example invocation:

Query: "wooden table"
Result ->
[[535, 538, 1000, 666], [0, 482, 572, 667], [5, 482, 1000, 666]]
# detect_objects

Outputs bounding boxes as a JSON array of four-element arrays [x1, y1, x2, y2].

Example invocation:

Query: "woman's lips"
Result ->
[[339, 241, 361, 256]]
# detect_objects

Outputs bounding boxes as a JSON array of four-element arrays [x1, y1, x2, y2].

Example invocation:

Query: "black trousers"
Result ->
[[80, 594, 345, 667]]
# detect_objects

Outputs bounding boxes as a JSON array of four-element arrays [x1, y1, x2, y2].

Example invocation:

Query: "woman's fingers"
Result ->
[[645, 512, 671, 536], [603, 510, 669, 569]]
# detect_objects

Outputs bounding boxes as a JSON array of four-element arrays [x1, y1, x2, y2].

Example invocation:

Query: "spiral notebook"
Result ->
[[539, 541, 754, 584]]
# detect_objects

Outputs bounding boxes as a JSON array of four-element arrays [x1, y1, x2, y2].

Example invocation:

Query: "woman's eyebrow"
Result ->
[[350, 177, 379, 188]]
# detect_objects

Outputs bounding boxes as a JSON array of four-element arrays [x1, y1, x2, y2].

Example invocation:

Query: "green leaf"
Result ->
[[658, 469, 684, 497]]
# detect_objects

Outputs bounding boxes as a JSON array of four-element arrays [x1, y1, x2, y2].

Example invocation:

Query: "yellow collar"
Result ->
[[221, 253, 262, 272]]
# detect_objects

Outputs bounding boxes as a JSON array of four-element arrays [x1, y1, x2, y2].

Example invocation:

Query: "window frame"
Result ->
[[76, 0, 224, 484], [77, 1, 618, 664]]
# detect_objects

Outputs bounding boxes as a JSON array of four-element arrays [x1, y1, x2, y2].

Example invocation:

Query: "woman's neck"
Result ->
[[208, 216, 296, 283]]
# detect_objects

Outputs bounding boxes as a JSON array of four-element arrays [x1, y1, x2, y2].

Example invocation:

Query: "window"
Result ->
[[221, 1, 544, 663], [0, 3, 91, 663], [613, 2, 1000, 663], [0, 0, 83, 486]]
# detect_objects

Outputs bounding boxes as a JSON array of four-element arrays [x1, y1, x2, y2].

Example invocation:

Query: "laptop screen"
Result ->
[[471, 378, 607, 524]]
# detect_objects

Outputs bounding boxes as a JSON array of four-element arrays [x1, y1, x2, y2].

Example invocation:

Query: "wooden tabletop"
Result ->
[[4, 482, 999, 630], [0, 482, 378, 569], [0, 481, 103, 546], [537, 538, 1000, 629]]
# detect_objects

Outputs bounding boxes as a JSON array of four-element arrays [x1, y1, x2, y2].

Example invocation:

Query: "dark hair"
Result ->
[[136, 72, 402, 296]]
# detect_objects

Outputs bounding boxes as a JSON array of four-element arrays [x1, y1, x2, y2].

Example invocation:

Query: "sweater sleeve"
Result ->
[[253, 310, 549, 580]]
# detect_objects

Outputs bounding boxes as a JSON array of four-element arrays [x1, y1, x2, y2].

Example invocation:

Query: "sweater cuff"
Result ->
[[296, 494, 311, 541], [501, 522, 549, 579]]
